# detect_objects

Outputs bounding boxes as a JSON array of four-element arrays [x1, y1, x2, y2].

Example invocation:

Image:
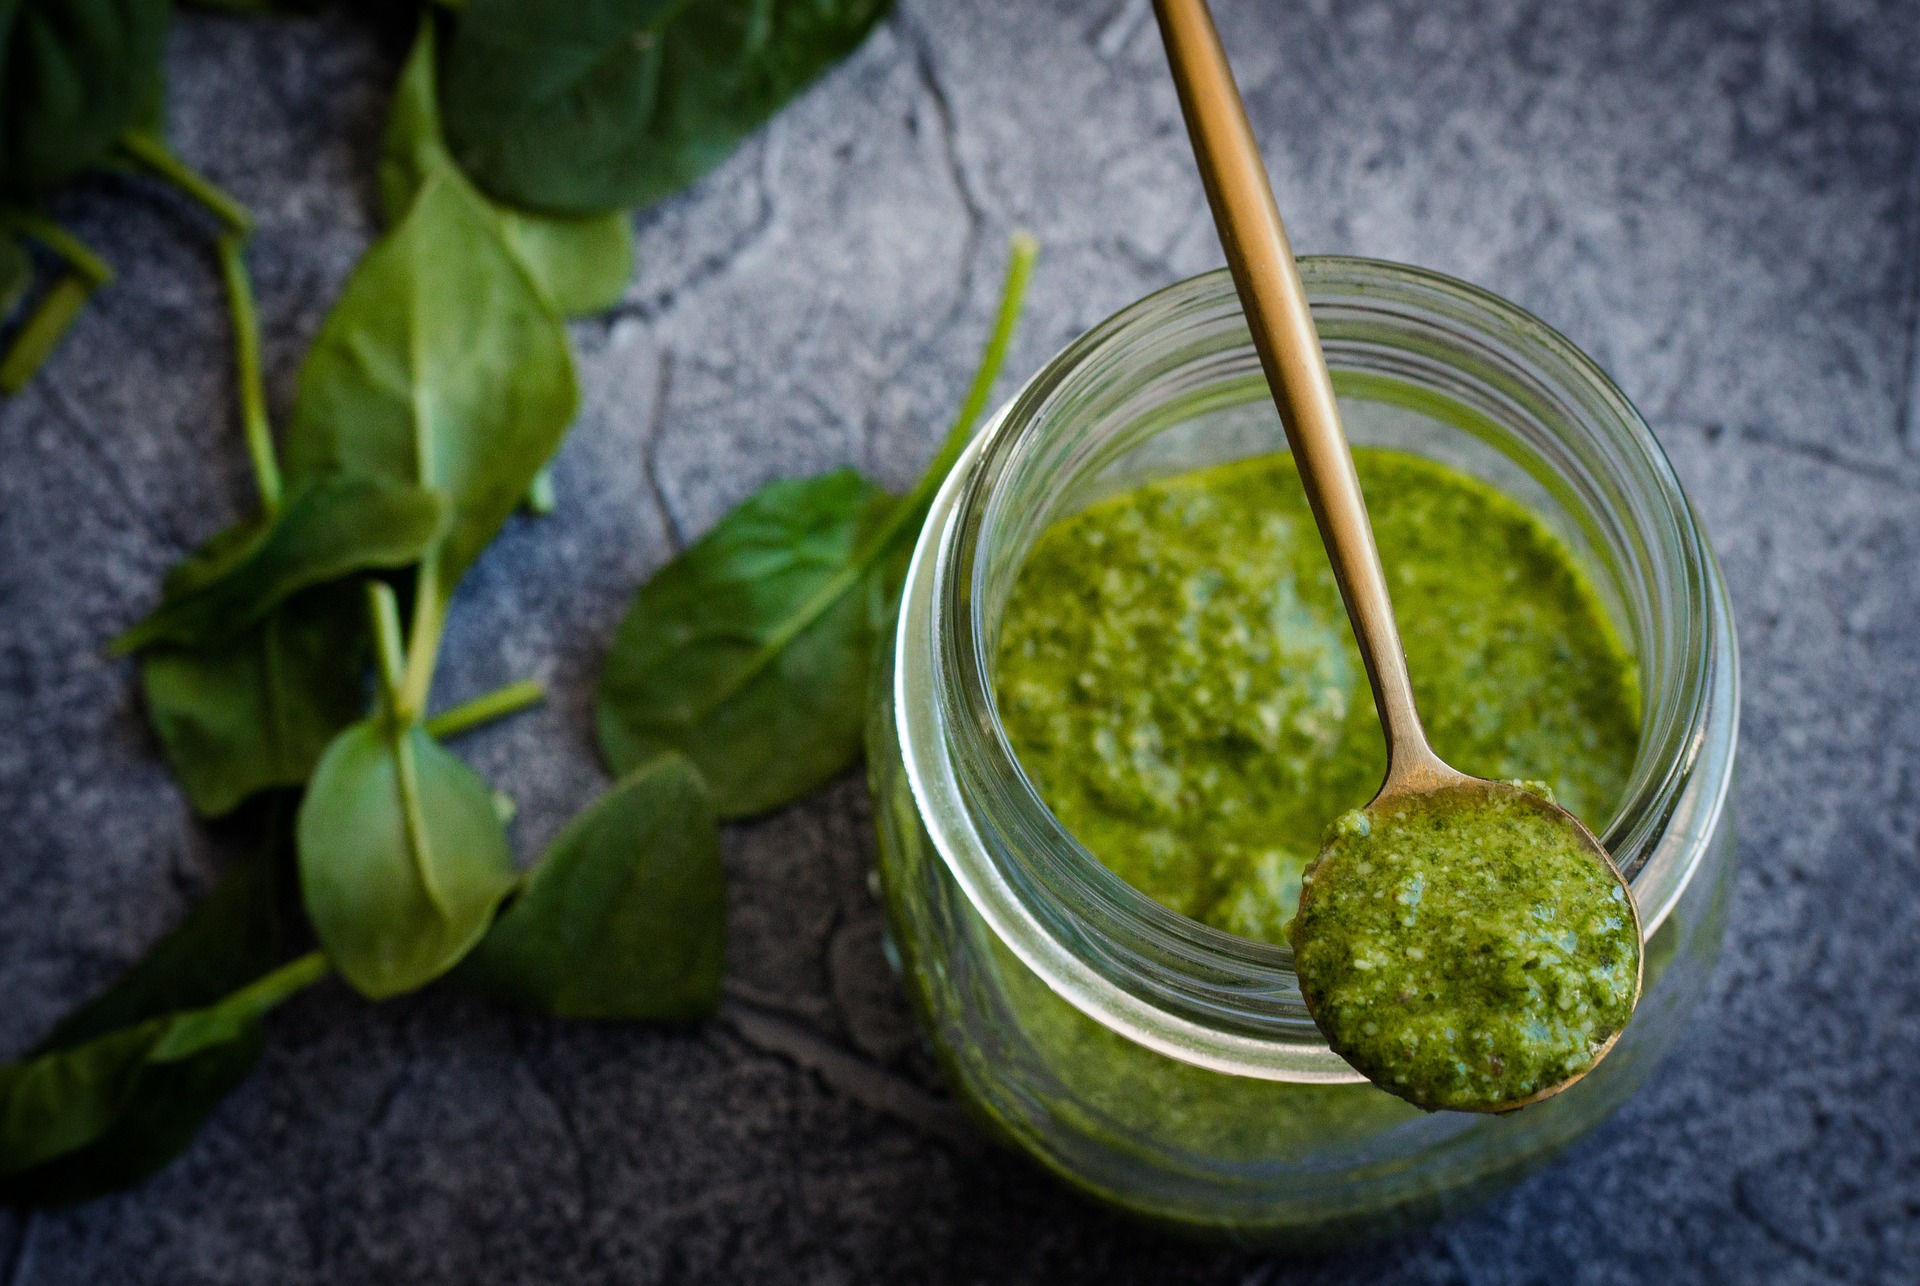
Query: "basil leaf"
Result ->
[[440, 0, 891, 216], [492, 211, 633, 318], [40, 818, 294, 1051], [458, 754, 724, 1020], [112, 476, 446, 654], [0, 1036, 261, 1206], [593, 234, 1036, 817], [296, 718, 517, 998], [0, 0, 170, 199], [0, 953, 326, 1187], [0, 1026, 162, 1180], [597, 469, 896, 817], [380, 15, 633, 317], [142, 581, 369, 817], [0, 819, 300, 1205], [0, 233, 29, 318], [282, 165, 577, 607]]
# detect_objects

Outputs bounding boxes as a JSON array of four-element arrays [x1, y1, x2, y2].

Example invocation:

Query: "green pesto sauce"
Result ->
[[995, 448, 1639, 945], [1290, 786, 1641, 1111]]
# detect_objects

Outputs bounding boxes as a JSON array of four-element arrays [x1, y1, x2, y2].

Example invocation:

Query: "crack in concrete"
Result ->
[[861, 8, 998, 481], [898, 7, 989, 240], [363, 1056, 421, 1139], [1650, 326, 1704, 427], [794, 382, 859, 465], [643, 1175, 787, 1232], [304, 1041, 425, 1274], [1732, 422, 1920, 494], [294, 1172, 327, 1284], [722, 977, 836, 1030], [1, 1213, 33, 1286], [515, 1036, 594, 1238], [716, 997, 982, 1154], [1442, 1230, 1491, 1286], [1897, 155, 1920, 452], [1093, 0, 1152, 61], [37, 376, 190, 555], [640, 348, 686, 553], [816, 903, 859, 1045], [1110, 233, 1180, 286], [605, 139, 780, 329], [1730, 1166, 1867, 1286]]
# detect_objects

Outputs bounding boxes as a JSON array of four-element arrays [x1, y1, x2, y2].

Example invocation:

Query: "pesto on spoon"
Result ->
[[1152, 0, 1643, 1112], [1291, 784, 1641, 1111]]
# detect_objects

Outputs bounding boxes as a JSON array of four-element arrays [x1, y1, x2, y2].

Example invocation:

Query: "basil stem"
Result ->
[[0, 213, 114, 393], [117, 132, 253, 237], [367, 580, 412, 723], [214, 233, 282, 514], [425, 679, 546, 741]]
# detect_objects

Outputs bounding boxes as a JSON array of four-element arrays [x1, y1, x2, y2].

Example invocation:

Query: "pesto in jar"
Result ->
[[994, 448, 1640, 944]]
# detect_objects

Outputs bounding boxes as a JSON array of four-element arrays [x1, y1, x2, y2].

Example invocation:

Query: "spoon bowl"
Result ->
[[1292, 777, 1643, 1113]]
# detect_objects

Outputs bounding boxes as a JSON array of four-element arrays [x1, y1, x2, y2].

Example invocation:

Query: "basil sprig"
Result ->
[[1, 0, 1028, 1208]]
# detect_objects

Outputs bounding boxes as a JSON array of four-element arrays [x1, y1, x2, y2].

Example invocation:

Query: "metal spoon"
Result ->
[[1150, 0, 1642, 1112]]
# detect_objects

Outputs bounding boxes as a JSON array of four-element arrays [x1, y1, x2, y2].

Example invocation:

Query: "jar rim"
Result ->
[[895, 257, 1739, 1081]]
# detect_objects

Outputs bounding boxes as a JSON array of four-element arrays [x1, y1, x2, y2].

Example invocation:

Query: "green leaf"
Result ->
[[0, 0, 171, 199], [0, 1026, 163, 1180], [0, 232, 29, 318], [380, 14, 634, 317], [142, 581, 369, 817], [0, 1035, 262, 1206], [113, 476, 446, 654], [597, 469, 896, 817], [440, 0, 892, 216], [40, 819, 294, 1051], [122, 33, 167, 138], [282, 165, 578, 607], [0, 953, 326, 1189], [296, 717, 517, 998], [0, 816, 301, 1205], [594, 233, 1036, 817], [492, 210, 633, 317], [458, 754, 725, 1020]]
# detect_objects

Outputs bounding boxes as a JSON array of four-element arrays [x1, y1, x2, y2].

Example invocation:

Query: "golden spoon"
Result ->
[[1151, 0, 1641, 1113]]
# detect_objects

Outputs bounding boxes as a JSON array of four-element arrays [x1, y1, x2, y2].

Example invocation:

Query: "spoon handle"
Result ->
[[1153, 0, 1448, 790]]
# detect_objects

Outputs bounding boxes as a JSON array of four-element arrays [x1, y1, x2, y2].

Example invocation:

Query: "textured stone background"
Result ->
[[3, 0, 1918, 1281]]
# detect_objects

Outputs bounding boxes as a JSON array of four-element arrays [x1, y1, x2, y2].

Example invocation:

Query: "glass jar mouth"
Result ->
[[898, 258, 1738, 1080]]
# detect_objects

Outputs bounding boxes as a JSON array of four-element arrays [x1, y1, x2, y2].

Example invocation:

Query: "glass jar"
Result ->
[[866, 259, 1738, 1247]]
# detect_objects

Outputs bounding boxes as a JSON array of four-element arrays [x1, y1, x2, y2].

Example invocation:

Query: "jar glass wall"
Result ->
[[867, 259, 1738, 1246]]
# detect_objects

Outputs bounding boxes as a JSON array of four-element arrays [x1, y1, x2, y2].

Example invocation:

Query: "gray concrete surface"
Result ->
[[3, 0, 1917, 1281]]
